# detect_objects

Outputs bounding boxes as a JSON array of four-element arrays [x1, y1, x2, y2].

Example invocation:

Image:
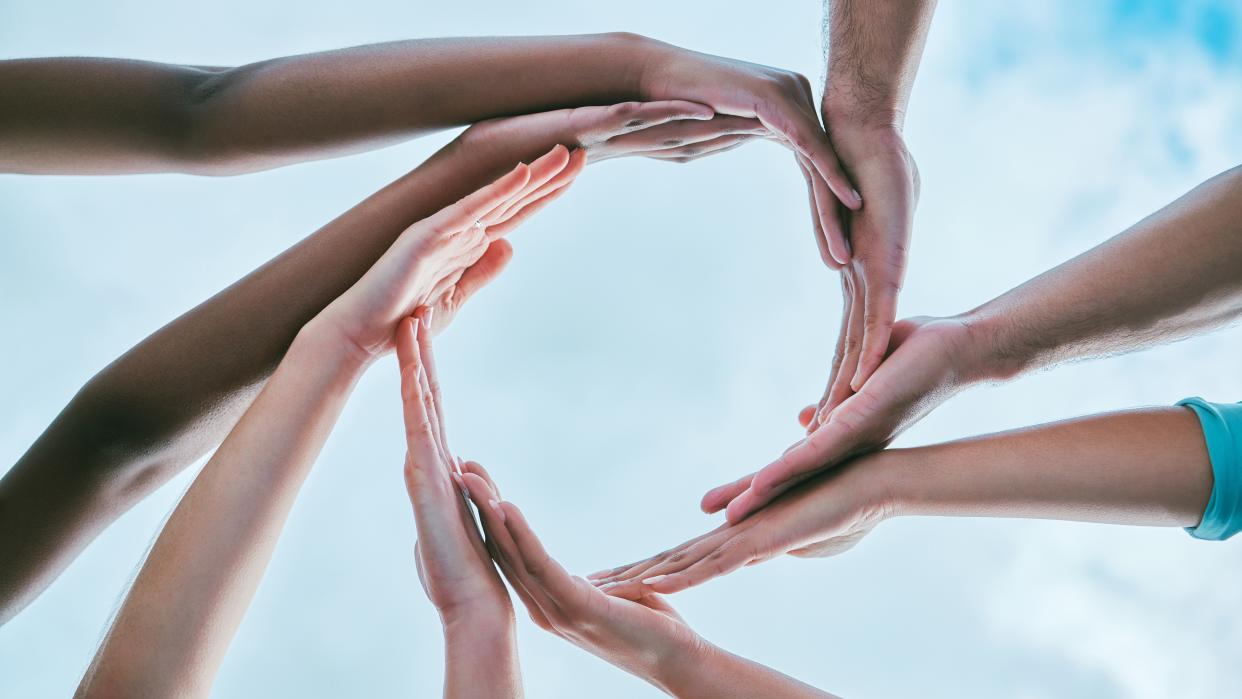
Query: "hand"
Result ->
[[816, 124, 920, 401], [464, 100, 770, 165], [456, 465, 708, 689], [397, 313, 511, 624], [638, 41, 863, 267], [313, 143, 584, 357], [705, 315, 981, 523], [589, 451, 895, 599]]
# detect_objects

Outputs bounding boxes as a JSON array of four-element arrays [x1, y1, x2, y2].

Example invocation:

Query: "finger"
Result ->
[[599, 529, 735, 600], [412, 309, 454, 466], [794, 154, 839, 269], [798, 405, 817, 428], [490, 148, 586, 229], [445, 239, 514, 312], [643, 537, 757, 596], [643, 133, 758, 163], [821, 270, 863, 426], [815, 274, 855, 429], [461, 460, 501, 499], [800, 153, 850, 266], [727, 421, 856, 523], [484, 174, 579, 239], [700, 471, 756, 514], [424, 161, 532, 237], [773, 109, 861, 211], [592, 523, 728, 588], [498, 502, 582, 603], [607, 100, 715, 132], [851, 271, 900, 391], [460, 473, 552, 629], [485, 145, 573, 224], [396, 318, 435, 455], [603, 115, 765, 153]]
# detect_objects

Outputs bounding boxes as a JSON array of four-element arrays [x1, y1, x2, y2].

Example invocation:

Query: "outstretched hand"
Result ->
[[314, 143, 585, 357], [397, 312, 510, 623], [456, 464, 707, 687], [704, 316, 980, 524]]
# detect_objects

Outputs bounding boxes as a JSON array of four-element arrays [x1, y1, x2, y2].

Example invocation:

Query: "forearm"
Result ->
[[442, 617, 522, 698], [822, 0, 937, 129], [654, 640, 837, 699], [0, 122, 562, 622], [0, 34, 651, 175], [963, 165, 1242, 382], [76, 325, 366, 697], [885, 406, 1213, 528]]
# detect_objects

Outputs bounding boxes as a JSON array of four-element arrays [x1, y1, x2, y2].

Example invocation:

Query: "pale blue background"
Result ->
[[2, 1, 1241, 697]]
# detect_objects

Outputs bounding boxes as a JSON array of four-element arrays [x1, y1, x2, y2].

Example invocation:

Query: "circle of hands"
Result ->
[[343, 75, 962, 668]]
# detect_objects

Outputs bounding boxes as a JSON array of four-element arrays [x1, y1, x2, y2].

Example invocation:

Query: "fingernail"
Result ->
[[414, 364, 424, 386], [851, 188, 863, 206], [423, 307, 435, 330], [642, 575, 667, 585], [598, 581, 619, 591], [488, 499, 506, 522]]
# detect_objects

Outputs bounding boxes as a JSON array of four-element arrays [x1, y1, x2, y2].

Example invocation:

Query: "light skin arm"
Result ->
[[74, 162, 557, 697], [457, 466, 836, 698], [0, 100, 743, 624], [711, 163, 1242, 523], [595, 405, 1213, 597], [397, 315, 520, 697], [814, 0, 937, 398]]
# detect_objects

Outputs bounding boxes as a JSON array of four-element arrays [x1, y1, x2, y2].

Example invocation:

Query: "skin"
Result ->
[[397, 315, 521, 698], [709, 163, 1242, 524], [0, 32, 858, 246], [74, 159, 567, 697], [454, 464, 837, 698], [817, 0, 938, 394], [592, 405, 1214, 598], [0, 98, 754, 624]]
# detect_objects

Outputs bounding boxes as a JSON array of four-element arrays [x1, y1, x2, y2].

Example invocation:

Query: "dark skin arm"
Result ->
[[0, 99, 742, 623], [0, 35, 650, 175]]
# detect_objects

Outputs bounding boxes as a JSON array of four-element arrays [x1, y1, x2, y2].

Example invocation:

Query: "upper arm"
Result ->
[[0, 57, 227, 174]]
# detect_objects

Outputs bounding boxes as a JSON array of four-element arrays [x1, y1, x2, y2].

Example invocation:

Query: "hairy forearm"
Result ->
[[964, 165, 1242, 381], [0, 34, 649, 174], [443, 617, 522, 698], [822, 0, 937, 128], [0, 122, 563, 622], [885, 406, 1213, 528], [655, 640, 838, 699], [76, 326, 366, 698]]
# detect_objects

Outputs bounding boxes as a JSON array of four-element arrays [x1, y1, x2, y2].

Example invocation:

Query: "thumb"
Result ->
[[451, 239, 514, 309]]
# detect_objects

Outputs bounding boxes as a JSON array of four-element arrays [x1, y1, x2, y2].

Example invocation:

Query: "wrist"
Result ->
[[954, 306, 1029, 383], [822, 91, 907, 133], [442, 608, 516, 651], [647, 633, 719, 696], [288, 319, 375, 379]]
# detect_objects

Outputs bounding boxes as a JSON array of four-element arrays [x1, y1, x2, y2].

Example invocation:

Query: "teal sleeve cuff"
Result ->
[[1178, 397, 1242, 541]]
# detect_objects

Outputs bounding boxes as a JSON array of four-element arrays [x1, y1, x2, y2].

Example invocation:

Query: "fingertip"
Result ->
[[797, 405, 816, 428]]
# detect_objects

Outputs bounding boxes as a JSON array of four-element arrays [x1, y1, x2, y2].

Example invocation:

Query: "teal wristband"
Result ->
[[1178, 397, 1242, 541]]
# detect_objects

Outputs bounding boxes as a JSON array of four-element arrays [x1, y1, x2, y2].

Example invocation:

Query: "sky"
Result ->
[[1, 1, 1240, 697]]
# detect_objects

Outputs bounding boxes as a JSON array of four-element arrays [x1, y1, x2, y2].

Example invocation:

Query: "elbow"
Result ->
[[167, 66, 263, 176]]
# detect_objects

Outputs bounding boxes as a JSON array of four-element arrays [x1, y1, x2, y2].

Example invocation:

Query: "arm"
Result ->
[[0, 100, 733, 623], [0, 35, 642, 175], [712, 163, 1242, 522], [3, 32, 850, 187], [596, 404, 1215, 597], [456, 466, 836, 699], [397, 316, 519, 697], [75, 162, 553, 697], [811, 0, 937, 397]]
